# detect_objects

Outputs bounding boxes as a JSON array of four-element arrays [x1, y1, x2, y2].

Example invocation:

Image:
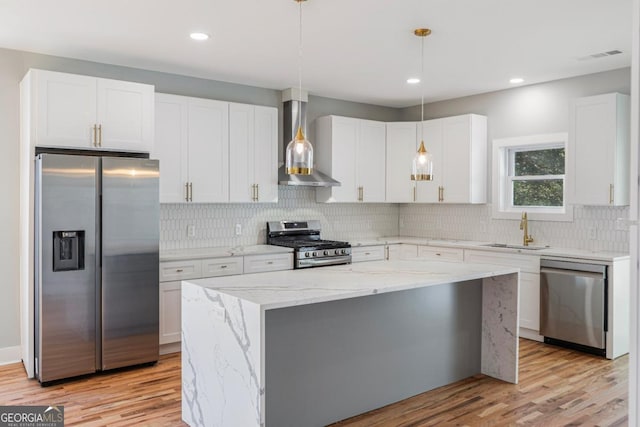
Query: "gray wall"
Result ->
[[0, 47, 399, 352]]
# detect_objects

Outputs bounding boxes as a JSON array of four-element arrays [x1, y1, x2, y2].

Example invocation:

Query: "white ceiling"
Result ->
[[0, 0, 631, 107]]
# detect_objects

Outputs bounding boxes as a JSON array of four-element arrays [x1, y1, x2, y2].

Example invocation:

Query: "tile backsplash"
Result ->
[[160, 188, 629, 253], [160, 186, 400, 250], [399, 204, 629, 253]]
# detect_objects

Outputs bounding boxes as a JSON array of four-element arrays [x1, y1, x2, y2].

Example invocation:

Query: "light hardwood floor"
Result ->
[[0, 339, 627, 426]]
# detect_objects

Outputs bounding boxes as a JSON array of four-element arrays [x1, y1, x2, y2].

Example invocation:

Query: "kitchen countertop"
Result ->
[[160, 244, 293, 262], [350, 237, 629, 262], [187, 259, 519, 311]]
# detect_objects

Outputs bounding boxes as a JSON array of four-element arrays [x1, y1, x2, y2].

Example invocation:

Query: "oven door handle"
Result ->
[[297, 255, 352, 268]]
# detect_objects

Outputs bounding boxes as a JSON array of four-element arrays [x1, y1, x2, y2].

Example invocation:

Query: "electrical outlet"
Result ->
[[588, 227, 597, 240], [187, 225, 196, 238], [235, 223, 242, 236]]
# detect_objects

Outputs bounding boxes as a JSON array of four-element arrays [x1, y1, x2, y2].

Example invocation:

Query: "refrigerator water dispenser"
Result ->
[[52, 230, 84, 271]]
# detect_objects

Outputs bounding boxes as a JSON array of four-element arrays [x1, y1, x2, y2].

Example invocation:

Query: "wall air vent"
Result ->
[[578, 50, 623, 61]]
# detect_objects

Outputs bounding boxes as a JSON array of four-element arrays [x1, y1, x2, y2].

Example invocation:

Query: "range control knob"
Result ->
[[312, 252, 317, 257], [324, 250, 329, 256], [305, 252, 310, 258], [341, 249, 347, 255], [335, 249, 340, 255]]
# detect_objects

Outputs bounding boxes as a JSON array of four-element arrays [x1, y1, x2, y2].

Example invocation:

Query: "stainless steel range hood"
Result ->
[[279, 89, 340, 187]]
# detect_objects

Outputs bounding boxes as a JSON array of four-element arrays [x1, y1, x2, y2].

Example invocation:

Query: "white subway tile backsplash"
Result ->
[[160, 187, 399, 250], [398, 204, 629, 253]]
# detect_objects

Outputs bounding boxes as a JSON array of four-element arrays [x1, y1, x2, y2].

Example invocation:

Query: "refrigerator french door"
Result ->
[[35, 153, 159, 383]]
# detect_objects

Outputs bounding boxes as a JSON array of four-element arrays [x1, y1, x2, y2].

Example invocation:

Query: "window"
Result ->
[[493, 133, 572, 221]]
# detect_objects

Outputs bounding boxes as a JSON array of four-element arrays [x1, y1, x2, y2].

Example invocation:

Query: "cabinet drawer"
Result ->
[[243, 253, 293, 274], [351, 245, 386, 263], [159, 259, 202, 282], [418, 245, 464, 262], [387, 244, 418, 260], [464, 249, 539, 273], [202, 257, 243, 278]]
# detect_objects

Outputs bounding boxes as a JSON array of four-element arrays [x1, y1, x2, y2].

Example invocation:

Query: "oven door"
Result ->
[[297, 255, 352, 268]]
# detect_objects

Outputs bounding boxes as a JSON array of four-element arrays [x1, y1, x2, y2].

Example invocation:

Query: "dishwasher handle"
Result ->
[[540, 267, 606, 280]]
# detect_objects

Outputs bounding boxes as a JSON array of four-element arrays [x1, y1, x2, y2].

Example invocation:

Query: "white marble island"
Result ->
[[182, 260, 520, 427]]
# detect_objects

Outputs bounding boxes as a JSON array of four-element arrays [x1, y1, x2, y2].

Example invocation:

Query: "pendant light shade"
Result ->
[[411, 28, 434, 182], [286, 0, 313, 175]]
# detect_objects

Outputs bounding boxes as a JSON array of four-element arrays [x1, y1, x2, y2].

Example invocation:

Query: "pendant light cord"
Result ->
[[298, 0, 303, 135], [420, 34, 425, 142]]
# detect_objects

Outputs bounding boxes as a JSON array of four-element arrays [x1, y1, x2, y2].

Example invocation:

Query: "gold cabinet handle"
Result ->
[[413, 186, 417, 202], [92, 125, 98, 147], [185, 183, 190, 202], [267, 261, 273, 265], [98, 124, 102, 147], [609, 184, 614, 204], [438, 186, 444, 202], [188, 182, 193, 202], [256, 184, 259, 202], [220, 265, 228, 269], [176, 269, 184, 273]]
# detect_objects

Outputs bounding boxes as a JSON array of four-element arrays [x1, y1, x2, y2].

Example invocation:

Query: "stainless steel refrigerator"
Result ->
[[34, 153, 159, 383]]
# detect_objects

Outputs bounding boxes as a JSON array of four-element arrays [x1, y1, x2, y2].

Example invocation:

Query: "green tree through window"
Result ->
[[510, 147, 565, 207]]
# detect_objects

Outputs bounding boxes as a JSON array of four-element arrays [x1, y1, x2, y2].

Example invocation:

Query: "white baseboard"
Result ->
[[0, 346, 22, 366], [520, 327, 544, 342], [160, 342, 181, 355]]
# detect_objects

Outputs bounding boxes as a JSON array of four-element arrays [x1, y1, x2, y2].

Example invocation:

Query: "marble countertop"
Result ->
[[185, 260, 518, 310], [160, 244, 293, 262], [350, 237, 628, 262]]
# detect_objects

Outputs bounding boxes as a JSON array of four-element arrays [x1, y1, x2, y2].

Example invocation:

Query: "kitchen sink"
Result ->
[[482, 243, 548, 250]]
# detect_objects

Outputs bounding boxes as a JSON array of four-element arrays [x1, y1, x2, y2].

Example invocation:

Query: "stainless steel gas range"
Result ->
[[267, 220, 351, 269]]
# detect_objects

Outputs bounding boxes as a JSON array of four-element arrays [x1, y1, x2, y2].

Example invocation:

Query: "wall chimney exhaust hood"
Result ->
[[279, 89, 340, 187]]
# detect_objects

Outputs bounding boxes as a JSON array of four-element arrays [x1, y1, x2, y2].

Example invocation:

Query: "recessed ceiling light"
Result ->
[[190, 32, 210, 41], [407, 78, 420, 84], [510, 77, 524, 84]]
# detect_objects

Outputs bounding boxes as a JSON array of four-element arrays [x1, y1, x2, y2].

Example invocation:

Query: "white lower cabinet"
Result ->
[[351, 245, 386, 262], [159, 252, 292, 352], [464, 249, 541, 339], [159, 281, 182, 346], [387, 244, 418, 260], [417, 245, 464, 262], [243, 253, 293, 274]]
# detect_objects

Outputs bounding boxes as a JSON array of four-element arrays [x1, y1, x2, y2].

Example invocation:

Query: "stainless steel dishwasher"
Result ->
[[540, 259, 607, 356]]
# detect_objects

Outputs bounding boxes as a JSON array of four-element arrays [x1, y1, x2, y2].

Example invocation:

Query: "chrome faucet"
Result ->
[[520, 212, 534, 246]]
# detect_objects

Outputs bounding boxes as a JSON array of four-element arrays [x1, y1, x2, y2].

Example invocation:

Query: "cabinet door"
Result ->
[[188, 98, 229, 203], [97, 78, 154, 152], [253, 106, 278, 203], [33, 69, 97, 148], [415, 120, 443, 202], [520, 272, 540, 331], [385, 122, 417, 203], [351, 246, 386, 262], [159, 281, 181, 345], [329, 117, 358, 202], [358, 120, 386, 202], [229, 104, 278, 203], [243, 253, 293, 274], [440, 116, 471, 203], [153, 94, 189, 203], [229, 103, 254, 202], [570, 93, 629, 206]]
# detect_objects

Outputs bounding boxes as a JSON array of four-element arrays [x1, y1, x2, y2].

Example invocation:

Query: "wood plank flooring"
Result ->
[[0, 339, 627, 426]]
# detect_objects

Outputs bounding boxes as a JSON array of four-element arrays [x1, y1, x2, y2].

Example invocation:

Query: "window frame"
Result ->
[[492, 133, 573, 222]]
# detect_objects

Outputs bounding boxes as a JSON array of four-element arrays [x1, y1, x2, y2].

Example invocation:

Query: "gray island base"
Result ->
[[181, 260, 519, 427]]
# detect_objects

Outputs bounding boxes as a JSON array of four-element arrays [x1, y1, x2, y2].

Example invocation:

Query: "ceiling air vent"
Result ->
[[578, 50, 623, 61]]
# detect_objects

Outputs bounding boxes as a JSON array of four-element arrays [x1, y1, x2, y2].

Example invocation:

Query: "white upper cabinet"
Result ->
[[229, 103, 278, 203], [568, 93, 630, 206], [438, 114, 487, 204], [385, 122, 417, 203], [386, 114, 487, 204], [315, 116, 386, 203], [27, 69, 154, 152], [152, 93, 229, 203]]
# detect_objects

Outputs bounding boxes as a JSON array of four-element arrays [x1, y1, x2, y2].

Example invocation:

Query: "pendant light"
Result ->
[[285, 0, 313, 175], [411, 28, 434, 181]]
